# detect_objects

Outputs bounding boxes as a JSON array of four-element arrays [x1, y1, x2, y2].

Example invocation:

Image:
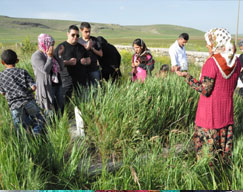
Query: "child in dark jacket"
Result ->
[[0, 49, 44, 135]]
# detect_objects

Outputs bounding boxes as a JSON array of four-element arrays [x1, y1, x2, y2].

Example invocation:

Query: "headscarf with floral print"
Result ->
[[38, 33, 60, 83], [204, 28, 237, 79]]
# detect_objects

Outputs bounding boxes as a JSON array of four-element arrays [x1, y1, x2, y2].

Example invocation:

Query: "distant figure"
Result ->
[[176, 28, 240, 163], [54, 25, 90, 103], [31, 34, 64, 114], [239, 39, 243, 64], [237, 39, 243, 96], [156, 64, 170, 79], [97, 36, 122, 82], [169, 33, 189, 72], [131, 38, 155, 82], [0, 49, 44, 135], [78, 22, 103, 86]]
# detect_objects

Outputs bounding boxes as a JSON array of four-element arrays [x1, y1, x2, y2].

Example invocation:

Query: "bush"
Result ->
[[20, 37, 36, 56]]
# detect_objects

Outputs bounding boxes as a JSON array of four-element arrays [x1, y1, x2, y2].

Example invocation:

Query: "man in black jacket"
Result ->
[[78, 22, 103, 87], [97, 36, 122, 82], [54, 25, 90, 103]]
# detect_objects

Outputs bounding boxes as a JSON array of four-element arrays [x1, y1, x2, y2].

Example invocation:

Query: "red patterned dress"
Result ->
[[184, 56, 241, 158]]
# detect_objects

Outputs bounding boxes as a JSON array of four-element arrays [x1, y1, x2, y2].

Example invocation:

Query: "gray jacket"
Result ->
[[31, 50, 63, 111]]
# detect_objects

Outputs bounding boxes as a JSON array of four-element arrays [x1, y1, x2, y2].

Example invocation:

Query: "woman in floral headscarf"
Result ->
[[31, 34, 64, 114], [176, 28, 241, 162]]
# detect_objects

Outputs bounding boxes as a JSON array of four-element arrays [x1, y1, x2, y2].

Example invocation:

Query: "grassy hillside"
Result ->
[[0, 15, 242, 52], [0, 15, 205, 48]]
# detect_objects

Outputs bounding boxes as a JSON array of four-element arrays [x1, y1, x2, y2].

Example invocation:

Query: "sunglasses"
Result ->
[[71, 33, 80, 38]]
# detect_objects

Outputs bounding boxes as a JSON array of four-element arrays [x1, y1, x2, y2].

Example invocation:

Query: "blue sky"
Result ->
[[0, 0, 242, 34]]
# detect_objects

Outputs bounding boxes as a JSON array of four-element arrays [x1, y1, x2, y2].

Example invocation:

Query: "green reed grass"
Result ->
[[0, 50, 242, 189]]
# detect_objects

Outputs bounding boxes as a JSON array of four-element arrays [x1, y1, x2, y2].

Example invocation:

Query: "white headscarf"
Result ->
[[204, 28, 237, 79]]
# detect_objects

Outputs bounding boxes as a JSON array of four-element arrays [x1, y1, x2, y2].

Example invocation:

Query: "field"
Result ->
[[1, 15, 243, 54], [0, 15, 222, 53], [0, 16, 243, 190], [0, 47, 243, 190]]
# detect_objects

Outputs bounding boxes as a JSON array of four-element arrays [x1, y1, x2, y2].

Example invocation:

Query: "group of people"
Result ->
[[129, 29, 243, 163], [130, 32, 190, 82], [0, 23, 243, 164], [31, 22, 122, 115], [0, 22, 122, 135]]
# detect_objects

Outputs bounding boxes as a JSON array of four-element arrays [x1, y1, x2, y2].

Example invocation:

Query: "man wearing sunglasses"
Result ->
[[54, 25, 91, 103], [78, 22, 103, 87]]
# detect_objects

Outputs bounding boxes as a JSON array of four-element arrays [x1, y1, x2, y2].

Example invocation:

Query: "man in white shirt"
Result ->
[[169, 33, 189, 72]]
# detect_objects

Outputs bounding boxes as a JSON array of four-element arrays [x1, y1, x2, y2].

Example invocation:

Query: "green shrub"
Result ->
[[20, 36, 36, 57]]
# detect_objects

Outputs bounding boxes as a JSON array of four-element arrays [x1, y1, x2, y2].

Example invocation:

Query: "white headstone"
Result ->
[[74, 106, 85, 137]]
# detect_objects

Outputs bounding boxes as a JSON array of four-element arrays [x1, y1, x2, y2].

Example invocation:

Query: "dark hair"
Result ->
[[160, 64, 169, 72], [1, 49, 18, 65], [179, 33, 189, 41], [68, 25, 79, 32], [97, 36, 108, 47], [80, 22, 91, 30], [239, 39, 243, 47], [132, 38, 148, 53]]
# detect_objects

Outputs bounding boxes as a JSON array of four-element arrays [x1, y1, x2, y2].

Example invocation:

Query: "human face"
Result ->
[[133, 44, 142, 54], [81, 27, 91, 40], [178, 38, 188, 48], [67, 29, 80, 45], [50, 40, 55, 46], [240, 46, 243, 52], [206, 44, 213, 54], [160, 71, 168, 79]]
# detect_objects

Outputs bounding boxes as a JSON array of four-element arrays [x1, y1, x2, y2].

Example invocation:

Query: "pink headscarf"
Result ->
[[38, 34, 60, 83]]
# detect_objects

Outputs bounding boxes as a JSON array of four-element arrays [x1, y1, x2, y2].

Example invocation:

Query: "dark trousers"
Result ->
[[102, 68, 121, 82], [62, 84, 73, 104], [52, 84, 64, 113], [87, 70, 101, 87]]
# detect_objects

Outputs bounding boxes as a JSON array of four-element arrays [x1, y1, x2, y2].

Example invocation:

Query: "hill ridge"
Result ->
[[0, 15, 206, 44]]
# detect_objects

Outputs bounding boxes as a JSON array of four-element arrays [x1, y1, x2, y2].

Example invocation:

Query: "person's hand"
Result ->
[[69, 58, 77, 66], [174, 65, 188, 77], [31, 85, 37, 91], [87, 39, 93, 50], [135, 59, 140, 67], [47, 46, 54, 57], [80, 58, 86, 65], [81, 57, 91, 65], [86, 57, 91, 65], [171, 65, 180, 72], [175, 70, 188, 77], [58, 45, 65, 57]]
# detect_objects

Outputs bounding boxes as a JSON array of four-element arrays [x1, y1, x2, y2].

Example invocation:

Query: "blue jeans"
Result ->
[[11, 100, 44, 135], [87, 70, 101, 87]]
